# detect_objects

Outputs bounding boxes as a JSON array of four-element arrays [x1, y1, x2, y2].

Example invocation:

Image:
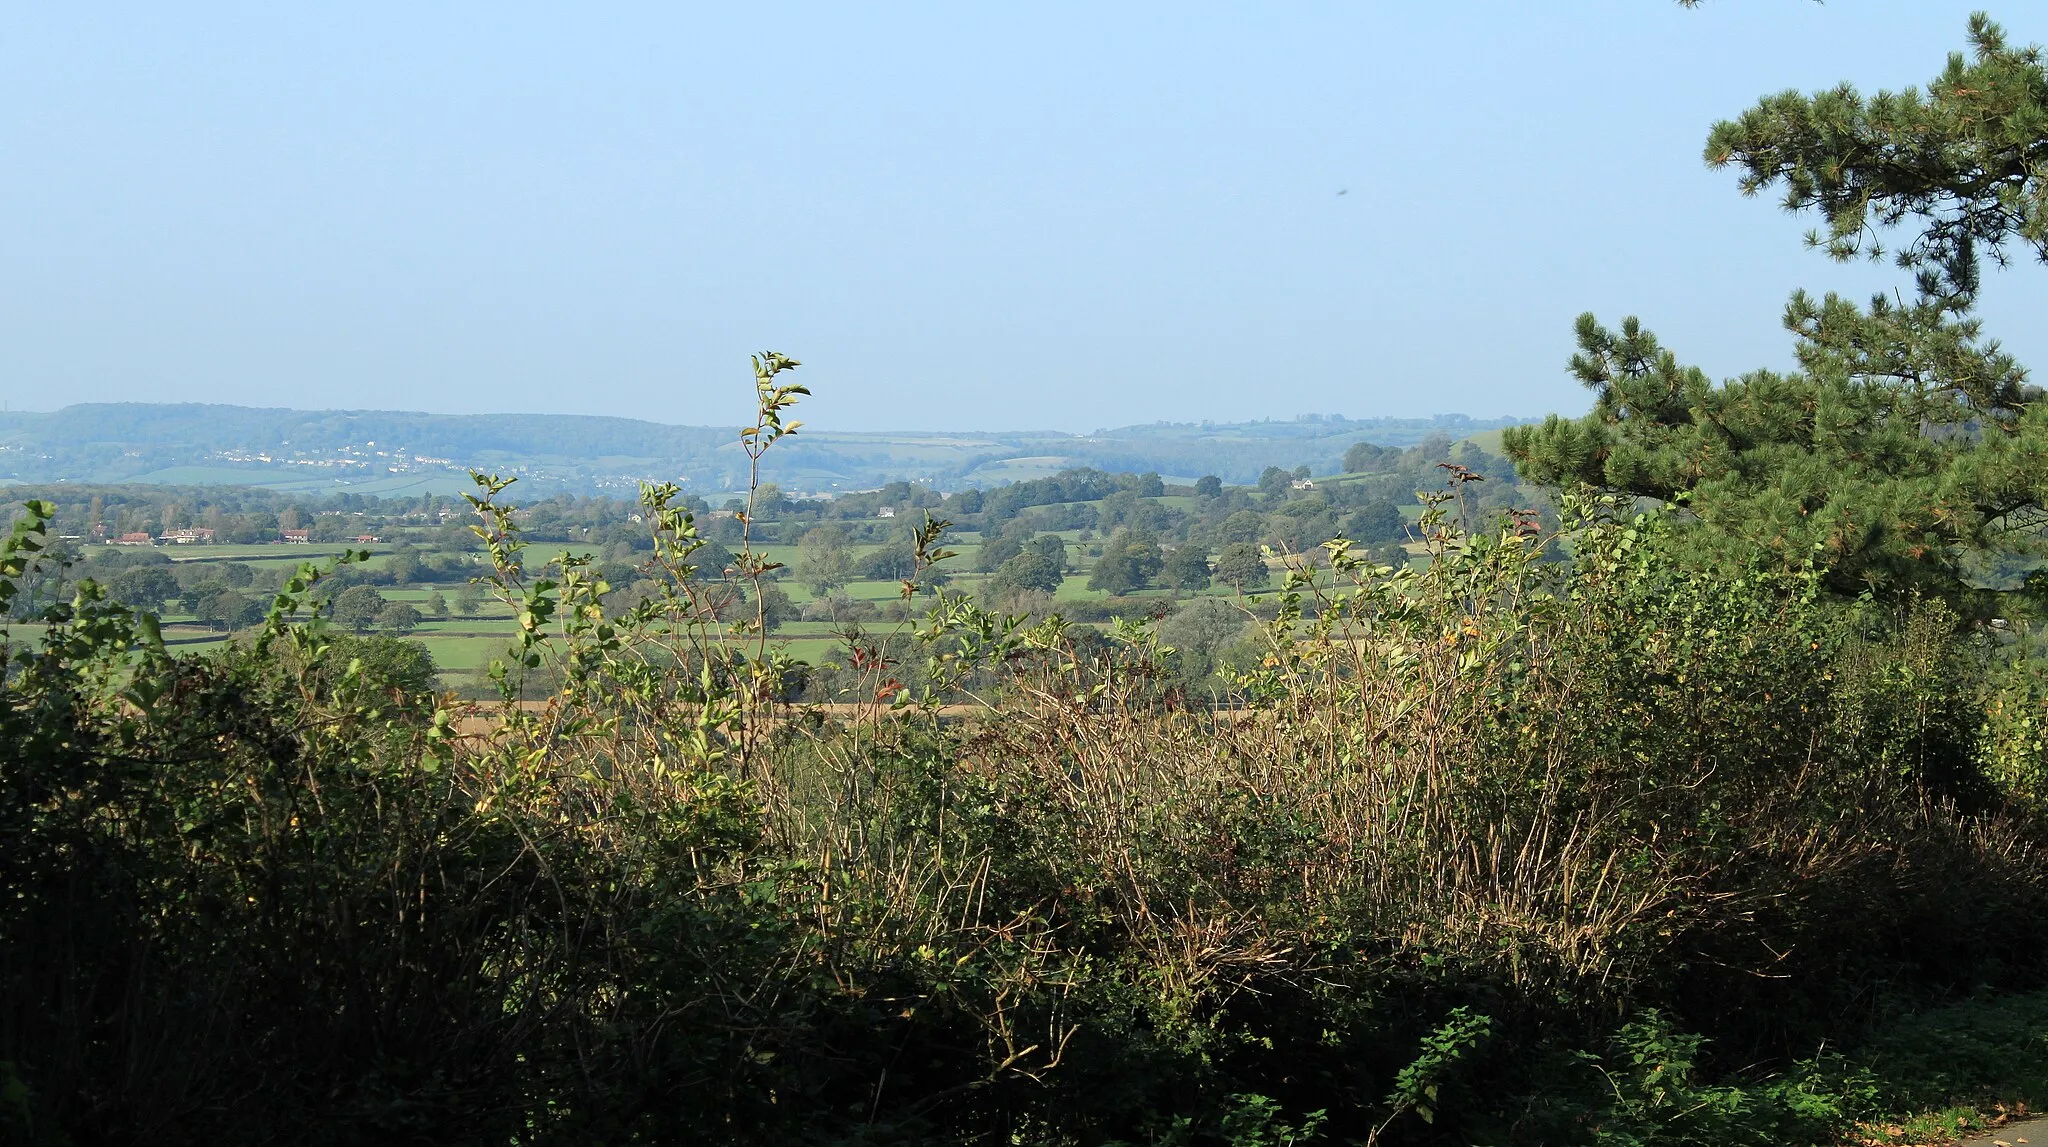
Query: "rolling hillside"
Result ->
[[0, 403, 1529, 495]]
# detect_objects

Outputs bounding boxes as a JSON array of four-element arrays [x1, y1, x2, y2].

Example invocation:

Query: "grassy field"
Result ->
[[18, 530, 1400, 699], [159, 543, 371, 561], [122, 466, 482, 496], [48, 533, 1298, 688], [1458, 427, 1509, 453]]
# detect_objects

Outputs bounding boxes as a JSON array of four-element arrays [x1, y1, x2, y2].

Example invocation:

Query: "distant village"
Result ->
[[105, 524, 382, 546]]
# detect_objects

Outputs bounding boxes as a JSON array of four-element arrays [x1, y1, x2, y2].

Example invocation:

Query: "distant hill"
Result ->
[[0, 403, 1529, 496]]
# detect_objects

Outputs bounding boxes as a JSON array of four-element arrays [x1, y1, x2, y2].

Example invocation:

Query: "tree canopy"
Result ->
[[1212, 542, 1270, 591], [988, 551, 1064, 597], [1707, 13, 2048, 305], [1087, 529, 1163, 596], [1163, 545, 1211, 591], [331, 585, 387, 632], [376, 602, 422, 634], [1507, 15, 2048, 612], [794, 525, 854, 595], [108, 565, 179, 612]]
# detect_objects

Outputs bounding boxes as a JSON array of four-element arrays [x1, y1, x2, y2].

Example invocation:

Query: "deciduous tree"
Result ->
[[1345, 500, 1405, 544], [1164, 545, 1212, 591], [332, 585, 386, 632], [376, 602, 421, 634], [1087, 529, 1163, 596], [989, 551, 1064, 597], [108, 566, 179, 613], [1025, 534, 1068, 571], [1212, 542, 1270, 591], [794, 525, 854, 595]]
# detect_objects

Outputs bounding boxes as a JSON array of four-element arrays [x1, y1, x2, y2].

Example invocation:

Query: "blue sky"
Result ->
[[3, 3, 2042, 432]]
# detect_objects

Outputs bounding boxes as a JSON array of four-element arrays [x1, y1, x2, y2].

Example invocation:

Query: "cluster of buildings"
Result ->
[[109, 526, 216, 546], [212, 443, 457, 476], [103, 526, 376, 547]]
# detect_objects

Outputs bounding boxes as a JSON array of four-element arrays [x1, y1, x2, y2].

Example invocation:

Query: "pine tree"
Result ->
[[1507, 16, 2048, 612], [1707, 14, 2048, 307]]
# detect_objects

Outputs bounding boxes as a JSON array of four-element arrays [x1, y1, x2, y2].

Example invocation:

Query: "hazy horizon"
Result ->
[[0, 397, 1531, 438], [6, 3, 2044, 433]]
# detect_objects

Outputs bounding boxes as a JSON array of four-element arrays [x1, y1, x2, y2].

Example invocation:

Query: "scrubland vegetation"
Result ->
[[7, 441, 2048, 1145], [9, 14, 2048, 1146]]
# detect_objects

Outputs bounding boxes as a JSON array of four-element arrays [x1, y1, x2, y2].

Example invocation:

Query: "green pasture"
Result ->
[[121, 466, 480, 497], [80, 542, 374, 564], [1459, 427, 1508, 453], [956, 455, 1078, 483], [24, 534, 1285, 690]]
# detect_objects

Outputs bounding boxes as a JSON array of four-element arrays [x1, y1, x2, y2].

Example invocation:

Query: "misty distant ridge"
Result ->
[[0, 401, 1530, 497]]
